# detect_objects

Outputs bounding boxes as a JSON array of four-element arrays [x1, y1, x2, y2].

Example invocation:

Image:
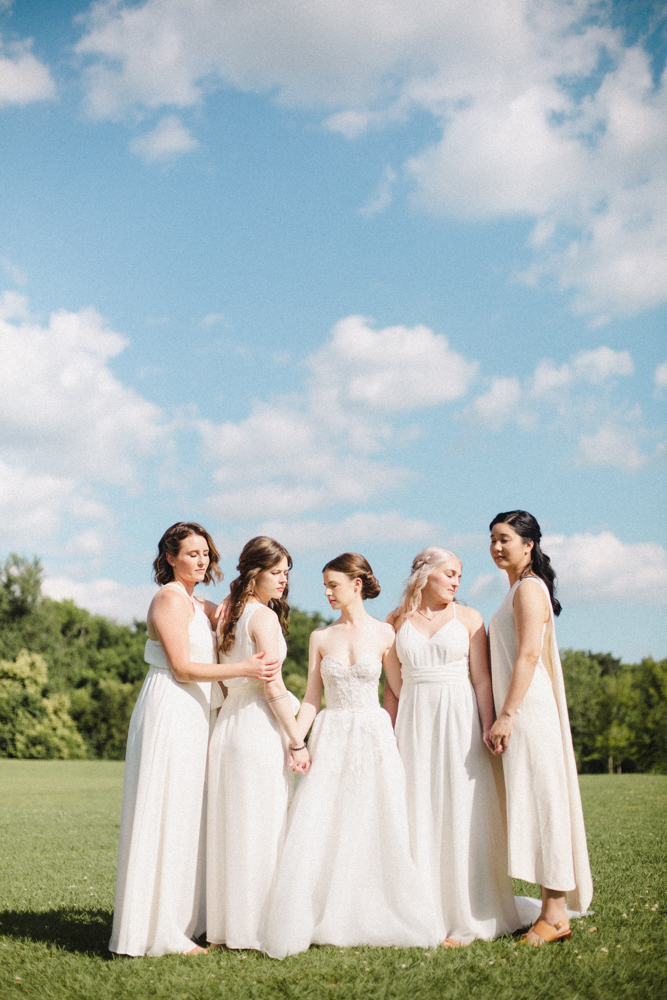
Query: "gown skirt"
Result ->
[[489, 577, 593, 913], [109, 588, 214, 957], [395, 616, 521, 942], [261, 655, 439, 959], [206, 603, 292, 950]]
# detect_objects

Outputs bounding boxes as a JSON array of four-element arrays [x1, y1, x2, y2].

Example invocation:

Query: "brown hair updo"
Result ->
[[218, 536, 292, 656], [322, 552, 381, 600], [153, 522, 222, 587]]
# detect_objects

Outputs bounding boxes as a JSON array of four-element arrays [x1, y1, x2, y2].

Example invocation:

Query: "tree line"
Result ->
[[0, 554, 664, 773]]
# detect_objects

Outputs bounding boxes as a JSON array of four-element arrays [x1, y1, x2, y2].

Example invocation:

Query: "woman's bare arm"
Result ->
[[249, 607, 310, 769], [465, 609, 495, 751], [292, 630, 325, 743], [488, 579, 549, 753], [150, 590, 279, 683]]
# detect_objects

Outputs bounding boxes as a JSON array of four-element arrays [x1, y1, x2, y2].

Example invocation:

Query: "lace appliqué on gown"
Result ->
[[310, 655, 397, 782]]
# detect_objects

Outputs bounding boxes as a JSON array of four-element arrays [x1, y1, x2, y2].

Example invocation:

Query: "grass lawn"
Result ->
[[0, 762, 665, 999]]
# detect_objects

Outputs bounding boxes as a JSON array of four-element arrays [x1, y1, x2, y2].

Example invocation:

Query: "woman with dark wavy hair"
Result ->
[[109, 523, 280, 959], [488, 511, 592, 946], [206, 537, 309, 951]]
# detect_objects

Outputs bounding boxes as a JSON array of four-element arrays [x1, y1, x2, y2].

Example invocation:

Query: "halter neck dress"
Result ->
[[109, 582, 215, 957], [261, 652, 439, 958], [395, 606, 521, 942], [206, 602, 292, 950], [489, 576, 592, 913]]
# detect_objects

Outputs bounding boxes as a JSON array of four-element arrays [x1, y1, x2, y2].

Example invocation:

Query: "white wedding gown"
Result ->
[[261, 654, 439, 959], [206, 603, 293, 950], [395, 609, 522, 943], [109, 583, 215, 957]]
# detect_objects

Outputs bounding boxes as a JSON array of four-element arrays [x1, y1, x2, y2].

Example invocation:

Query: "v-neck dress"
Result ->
[[394, 610, 522, 942]]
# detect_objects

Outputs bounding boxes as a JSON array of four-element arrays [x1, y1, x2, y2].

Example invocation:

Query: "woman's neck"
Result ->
[[172, 574, 195, 597], [418, 592, 452, 616], [506, 560, 533, 588], [338, 599, 368, 626]]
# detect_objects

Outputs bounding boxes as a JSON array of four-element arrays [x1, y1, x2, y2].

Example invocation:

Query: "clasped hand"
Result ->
[[289, 746, 311, 774], [487, 713, 513, 755]]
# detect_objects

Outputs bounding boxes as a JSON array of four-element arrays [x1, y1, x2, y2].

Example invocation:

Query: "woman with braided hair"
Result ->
[[488, 511, 592, 946], [206, 536, 308, 951]]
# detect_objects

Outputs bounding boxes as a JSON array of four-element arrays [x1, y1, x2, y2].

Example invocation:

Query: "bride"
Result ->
[[261, 552, 438, 958]]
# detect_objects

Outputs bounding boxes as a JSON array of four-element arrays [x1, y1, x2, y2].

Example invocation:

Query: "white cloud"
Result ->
[[0, 459, 78, 543], [74, 0, 667, 320], [544, 532, 667, 606], [1, 256, 27, 285], [198, 314, 476, 521], [467, 376, 522, 429], [256, 511, 440, 553], [358, 166, 397, 217], [129, 114, 198, 162], [572, 347, 634, 383], [0, 35, 55, 106], [0, 296, 166, 483], [655, 361, 667, 396], [577, 424, 647, 470], [43, 576, 158, 623]]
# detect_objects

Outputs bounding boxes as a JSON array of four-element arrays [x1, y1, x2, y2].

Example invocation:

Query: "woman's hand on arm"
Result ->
[[466, 610, 495, 751], [488, 580, 549, 754]]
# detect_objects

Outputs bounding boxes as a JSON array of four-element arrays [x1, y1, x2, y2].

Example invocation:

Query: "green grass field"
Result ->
[[0, 762, 665, 999]]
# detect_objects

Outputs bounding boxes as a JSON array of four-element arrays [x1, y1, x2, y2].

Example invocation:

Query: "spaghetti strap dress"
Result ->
[[395, 605, 521, 942], [206, 603, 292, 950], [489, 577, 593, 913], [109, 582, 215, 957]]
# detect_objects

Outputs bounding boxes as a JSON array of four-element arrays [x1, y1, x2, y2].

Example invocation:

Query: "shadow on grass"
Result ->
[[0, 907, 113, 957]]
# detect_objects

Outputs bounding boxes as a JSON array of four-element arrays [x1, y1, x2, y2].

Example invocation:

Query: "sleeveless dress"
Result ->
[[109, 583, 215, 957], [206, 603, 292, 950], [489, 577, 593, 913], [261, 654, 439, 958], [395, 608, 522, 942]]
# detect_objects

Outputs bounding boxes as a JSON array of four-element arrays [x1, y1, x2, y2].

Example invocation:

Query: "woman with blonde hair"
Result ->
[[206, 536, 308, 951], [110, 522, 280, 958], [261, 553, 437, 959], [384, 546, 522, 946]]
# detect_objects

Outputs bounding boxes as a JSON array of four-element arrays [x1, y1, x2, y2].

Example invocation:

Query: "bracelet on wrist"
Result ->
[[290, 743, 307, 752]]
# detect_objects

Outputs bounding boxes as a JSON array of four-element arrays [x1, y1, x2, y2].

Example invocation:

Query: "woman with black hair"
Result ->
[[488, 511, 592, 946]]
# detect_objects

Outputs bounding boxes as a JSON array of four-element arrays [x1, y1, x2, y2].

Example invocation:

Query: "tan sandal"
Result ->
[[521, 918, 571, 946]]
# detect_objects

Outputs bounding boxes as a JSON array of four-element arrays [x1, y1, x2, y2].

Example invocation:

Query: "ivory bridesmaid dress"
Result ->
[[489, 576, 592, 914], [206, 603, 292, 950], [395, 605, 521, 943], [109, 582, 215, 957]]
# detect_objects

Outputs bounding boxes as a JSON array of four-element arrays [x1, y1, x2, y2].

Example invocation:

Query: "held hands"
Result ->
[[289, 745, 311, 774], [243, 651, 281, 682], [488, 712, 514, 755]]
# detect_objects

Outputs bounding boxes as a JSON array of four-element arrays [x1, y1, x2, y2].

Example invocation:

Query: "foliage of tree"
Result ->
[[0, 554, 665, 771], [0, 649, 87, 759]]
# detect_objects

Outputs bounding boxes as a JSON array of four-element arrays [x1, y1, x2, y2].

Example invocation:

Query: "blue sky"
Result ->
[[0, 0, 665, 660]]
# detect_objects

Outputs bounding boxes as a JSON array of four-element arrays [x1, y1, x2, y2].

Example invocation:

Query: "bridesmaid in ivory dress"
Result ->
[[488, 511, 593, 946], [384, 547, 522, 946], [206, 537, 309, 951], [109, 522, 280, 958], [261, 553, 438, 959]]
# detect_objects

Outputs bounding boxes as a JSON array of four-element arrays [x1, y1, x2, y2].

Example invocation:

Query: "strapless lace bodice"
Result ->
[[320, 654, 382, 711]]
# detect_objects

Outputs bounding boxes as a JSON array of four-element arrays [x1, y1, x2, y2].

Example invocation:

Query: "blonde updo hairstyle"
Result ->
[[218, 536, 292, 656], [322, 552, 381, 600], [389, 546, 461, 629]]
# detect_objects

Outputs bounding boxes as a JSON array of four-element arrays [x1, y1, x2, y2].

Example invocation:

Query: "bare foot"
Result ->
[[441, 938, 472, 948], [186, 945, 209, 955], [523, 929, 545, 948]]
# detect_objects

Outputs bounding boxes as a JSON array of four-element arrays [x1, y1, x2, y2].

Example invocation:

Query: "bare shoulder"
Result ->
[[455, 604, 484, 629], [151, 587, 188, 612], [378, 620, 396, 642], [513, 577, 549, 615], [249, 602, 279, 625]]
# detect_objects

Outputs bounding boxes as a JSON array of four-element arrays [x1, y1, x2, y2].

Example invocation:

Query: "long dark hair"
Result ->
[[153, 522, 222, 587], [218, 536, 292, 655], [489, 510, 561, 616]]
